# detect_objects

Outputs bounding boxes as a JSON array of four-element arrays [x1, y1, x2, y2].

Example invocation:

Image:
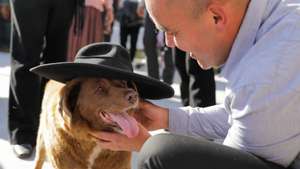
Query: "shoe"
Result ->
[[12, 144, 33, 159]]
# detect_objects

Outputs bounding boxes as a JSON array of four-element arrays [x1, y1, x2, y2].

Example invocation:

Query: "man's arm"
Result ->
[[169, 104, 230, 140]]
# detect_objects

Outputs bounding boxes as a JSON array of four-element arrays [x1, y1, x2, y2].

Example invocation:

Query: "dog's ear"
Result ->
[[60, 79, 82, 117], [130, 81, 138, 92]]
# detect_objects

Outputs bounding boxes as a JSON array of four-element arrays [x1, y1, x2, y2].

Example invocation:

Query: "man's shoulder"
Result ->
[[258, 0, 300, 42], [228, 38, 300, 91]]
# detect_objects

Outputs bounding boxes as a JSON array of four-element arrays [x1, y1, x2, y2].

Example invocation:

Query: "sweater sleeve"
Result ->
[[168, 104, 230, 140]]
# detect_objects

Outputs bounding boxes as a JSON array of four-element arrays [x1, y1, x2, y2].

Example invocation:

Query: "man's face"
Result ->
[[146, 0, 230, 69]]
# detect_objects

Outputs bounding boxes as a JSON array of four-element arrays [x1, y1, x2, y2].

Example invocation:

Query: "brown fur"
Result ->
[[34, 78, 139, 169]]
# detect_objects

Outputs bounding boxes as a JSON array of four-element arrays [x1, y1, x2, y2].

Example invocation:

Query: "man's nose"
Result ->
[[165, 32, 175, 48]]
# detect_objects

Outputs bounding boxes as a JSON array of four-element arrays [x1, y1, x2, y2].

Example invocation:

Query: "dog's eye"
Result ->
[[113, 80, 127, 88], [121, 80, 136, 89], [121, 80, 127, 87]]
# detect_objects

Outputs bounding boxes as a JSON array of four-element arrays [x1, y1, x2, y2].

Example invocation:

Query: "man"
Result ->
[[8, 0, 75, 158], [90, 0, 300, 168]]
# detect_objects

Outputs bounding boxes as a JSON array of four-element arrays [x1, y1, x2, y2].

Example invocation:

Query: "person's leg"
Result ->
[[143, 12, 159, 79], [188, 57, 216, 107], [0, 18, 5, 49], [9, 0, 49, 149], [161, 46, 174, 85], [3, 19, 10, 49], [129, 25, 141, 62], [43, 0, 75, 64], [120, 25, 128, 49], [174, 48, 189, 106], [41, 0, 75, 109], [138, 134, 286, 169]]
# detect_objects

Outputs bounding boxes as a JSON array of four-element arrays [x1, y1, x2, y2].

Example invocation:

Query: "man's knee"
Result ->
[[137, 134, 203, 169], [137, 134, 177, 169], [137, 133, 217, 169]]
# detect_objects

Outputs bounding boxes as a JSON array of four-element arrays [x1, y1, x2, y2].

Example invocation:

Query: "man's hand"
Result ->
[[0, 4, 11, 21], [104, 8, 114, 34], [89, 123, 150, 152], [134, 100, 169, 131], [89, 101, 169, 152], [136, 5, 144, 18]]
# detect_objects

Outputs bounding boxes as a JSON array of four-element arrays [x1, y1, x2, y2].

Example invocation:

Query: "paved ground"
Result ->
[[0, 22, 226, 169]]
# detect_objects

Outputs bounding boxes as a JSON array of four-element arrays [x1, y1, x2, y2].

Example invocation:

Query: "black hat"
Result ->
[[30, 42, 174, 99]]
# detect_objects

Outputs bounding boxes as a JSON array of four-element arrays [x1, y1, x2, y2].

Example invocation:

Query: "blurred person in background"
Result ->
[[175, 48, 215, 107], [67, 0, 114, 61], [139, 0, 174, 84], [8, 0, 75, 158], [118, 0, 143, 62]]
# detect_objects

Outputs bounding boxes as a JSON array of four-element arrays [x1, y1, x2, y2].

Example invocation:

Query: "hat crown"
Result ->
[[74, 43, 133, 72]]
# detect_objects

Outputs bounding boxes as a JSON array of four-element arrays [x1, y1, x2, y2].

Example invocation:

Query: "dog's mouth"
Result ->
[[98, 111, 139, 138]]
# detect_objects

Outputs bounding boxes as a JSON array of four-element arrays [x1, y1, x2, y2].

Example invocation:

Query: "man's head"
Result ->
[[145, 0, 250, 69]]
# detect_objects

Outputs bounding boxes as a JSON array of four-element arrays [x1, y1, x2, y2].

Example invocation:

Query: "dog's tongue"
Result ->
[[109, 113, 139, 138]]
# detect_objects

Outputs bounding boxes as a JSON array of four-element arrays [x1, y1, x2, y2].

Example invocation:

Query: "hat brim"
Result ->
[[30, 62, 174, 99]]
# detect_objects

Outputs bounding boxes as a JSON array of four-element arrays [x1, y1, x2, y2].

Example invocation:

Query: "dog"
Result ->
[[34, 77, 140, 169]]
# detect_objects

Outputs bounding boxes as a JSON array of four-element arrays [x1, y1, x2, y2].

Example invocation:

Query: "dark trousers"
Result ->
[[8, 0, 75, 145], [0, 17, 10, 49], [120, 25, 141, 61], [138, 134, 287, 169], [0, 1, 10, 50], [175, 48, 216, 107], [143, 13, 174, 84]]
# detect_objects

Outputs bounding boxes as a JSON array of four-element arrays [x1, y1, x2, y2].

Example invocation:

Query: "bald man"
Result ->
[[90, 0, 300, 169]]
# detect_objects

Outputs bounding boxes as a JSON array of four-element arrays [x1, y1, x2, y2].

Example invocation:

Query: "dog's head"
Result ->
[[59, 78, 140, 138]]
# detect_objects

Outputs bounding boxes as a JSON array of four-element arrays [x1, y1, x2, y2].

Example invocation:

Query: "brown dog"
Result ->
[[34, 78, 140, 169]]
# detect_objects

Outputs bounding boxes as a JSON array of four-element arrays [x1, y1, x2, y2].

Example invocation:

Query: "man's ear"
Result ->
[[207, 4, 227, 31]]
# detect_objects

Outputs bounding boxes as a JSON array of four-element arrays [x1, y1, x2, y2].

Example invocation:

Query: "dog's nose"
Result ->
[[125, 90, 138, 104]]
